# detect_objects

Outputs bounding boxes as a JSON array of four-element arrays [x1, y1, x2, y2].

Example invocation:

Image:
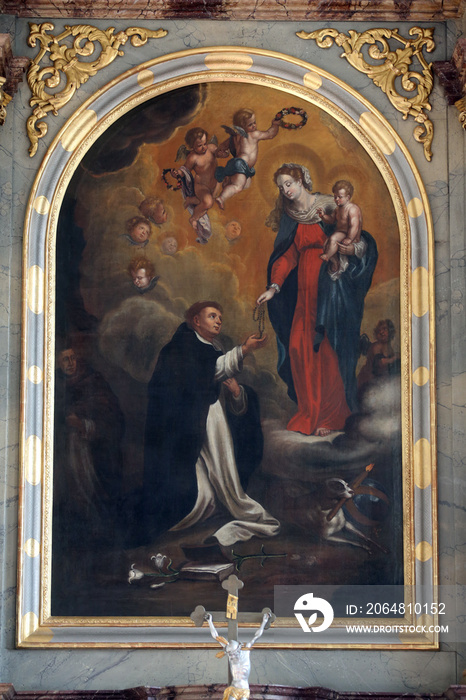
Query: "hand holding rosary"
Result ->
[[253, 304, 266, 339]]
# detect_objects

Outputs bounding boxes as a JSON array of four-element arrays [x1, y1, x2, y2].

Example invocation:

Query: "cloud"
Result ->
[[80, 85, 206, 174], [343, 375, 401, 443], [98, 298, 181, 382], [260, 375, 401, 483]]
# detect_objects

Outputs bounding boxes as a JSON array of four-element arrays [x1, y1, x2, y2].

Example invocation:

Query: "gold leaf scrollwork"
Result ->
[[455, 96, 466, 130], [0, 76, 13, 126], [26, 23, 168, 157], [297, 27, 435, 161]]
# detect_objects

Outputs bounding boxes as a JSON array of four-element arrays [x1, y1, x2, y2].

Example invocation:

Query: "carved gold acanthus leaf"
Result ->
[[297, 26, 435, 161], [0, 76, 13, 126], [26, 22, 168, 157]]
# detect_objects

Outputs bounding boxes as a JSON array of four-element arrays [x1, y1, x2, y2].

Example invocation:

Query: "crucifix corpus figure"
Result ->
[[204, 609, 272, 700], [191, 575, 275, 694]]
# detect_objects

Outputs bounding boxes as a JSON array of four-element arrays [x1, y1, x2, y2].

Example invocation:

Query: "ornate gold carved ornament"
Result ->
[[0, 33, 29, 126], [0, 77, 13, 126], [456, 96, 466, 128], [26, 23, 168, 157], [297, 27, 435, 161]]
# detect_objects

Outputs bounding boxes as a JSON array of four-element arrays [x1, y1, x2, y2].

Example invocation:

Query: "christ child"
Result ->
[[215, 108, 281, 210], [124, 216, 152, 247], [172, 127, 227, 231], [317, 180, 362, 273]]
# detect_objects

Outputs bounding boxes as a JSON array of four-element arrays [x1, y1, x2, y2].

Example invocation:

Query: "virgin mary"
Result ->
[[257, 163, 378, 436]]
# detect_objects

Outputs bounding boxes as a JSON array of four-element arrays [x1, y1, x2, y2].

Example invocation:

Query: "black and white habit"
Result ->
[[142, 322, 280, 546]]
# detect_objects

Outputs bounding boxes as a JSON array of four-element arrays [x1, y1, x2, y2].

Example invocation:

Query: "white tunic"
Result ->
[[171, 334, 280, 546]]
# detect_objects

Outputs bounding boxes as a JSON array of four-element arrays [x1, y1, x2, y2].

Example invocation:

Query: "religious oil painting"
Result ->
[[18, 48, 437, 648]]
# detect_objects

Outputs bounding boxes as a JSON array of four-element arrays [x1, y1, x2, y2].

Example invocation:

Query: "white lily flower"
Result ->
[[128, 564, 144, 583], [151, 553, 168, 571]]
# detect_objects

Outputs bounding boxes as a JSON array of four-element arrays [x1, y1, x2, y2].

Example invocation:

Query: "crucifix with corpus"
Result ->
[[190, 574, 275, 698]]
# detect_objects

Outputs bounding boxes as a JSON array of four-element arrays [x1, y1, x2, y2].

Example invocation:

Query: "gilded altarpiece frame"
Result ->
[[17, 47, 437, 648]]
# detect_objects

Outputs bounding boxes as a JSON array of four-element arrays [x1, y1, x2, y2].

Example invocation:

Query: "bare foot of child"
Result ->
[[215, 197, 225, 210]]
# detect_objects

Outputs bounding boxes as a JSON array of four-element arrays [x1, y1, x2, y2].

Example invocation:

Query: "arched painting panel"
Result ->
[[18, 47, 437, 648]]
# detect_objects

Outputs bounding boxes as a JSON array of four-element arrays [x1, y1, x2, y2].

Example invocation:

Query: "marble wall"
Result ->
[[0, 14, 464, 693]]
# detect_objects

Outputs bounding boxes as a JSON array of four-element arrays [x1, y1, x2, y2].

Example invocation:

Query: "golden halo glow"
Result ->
[[258, 142, 327, 206]]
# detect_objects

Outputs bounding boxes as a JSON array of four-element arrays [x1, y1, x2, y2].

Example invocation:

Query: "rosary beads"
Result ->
[[253, 304, 265, 338]]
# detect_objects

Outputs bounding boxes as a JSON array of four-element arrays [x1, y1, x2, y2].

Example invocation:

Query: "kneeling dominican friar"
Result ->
[[141, 300, 280, 546]]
